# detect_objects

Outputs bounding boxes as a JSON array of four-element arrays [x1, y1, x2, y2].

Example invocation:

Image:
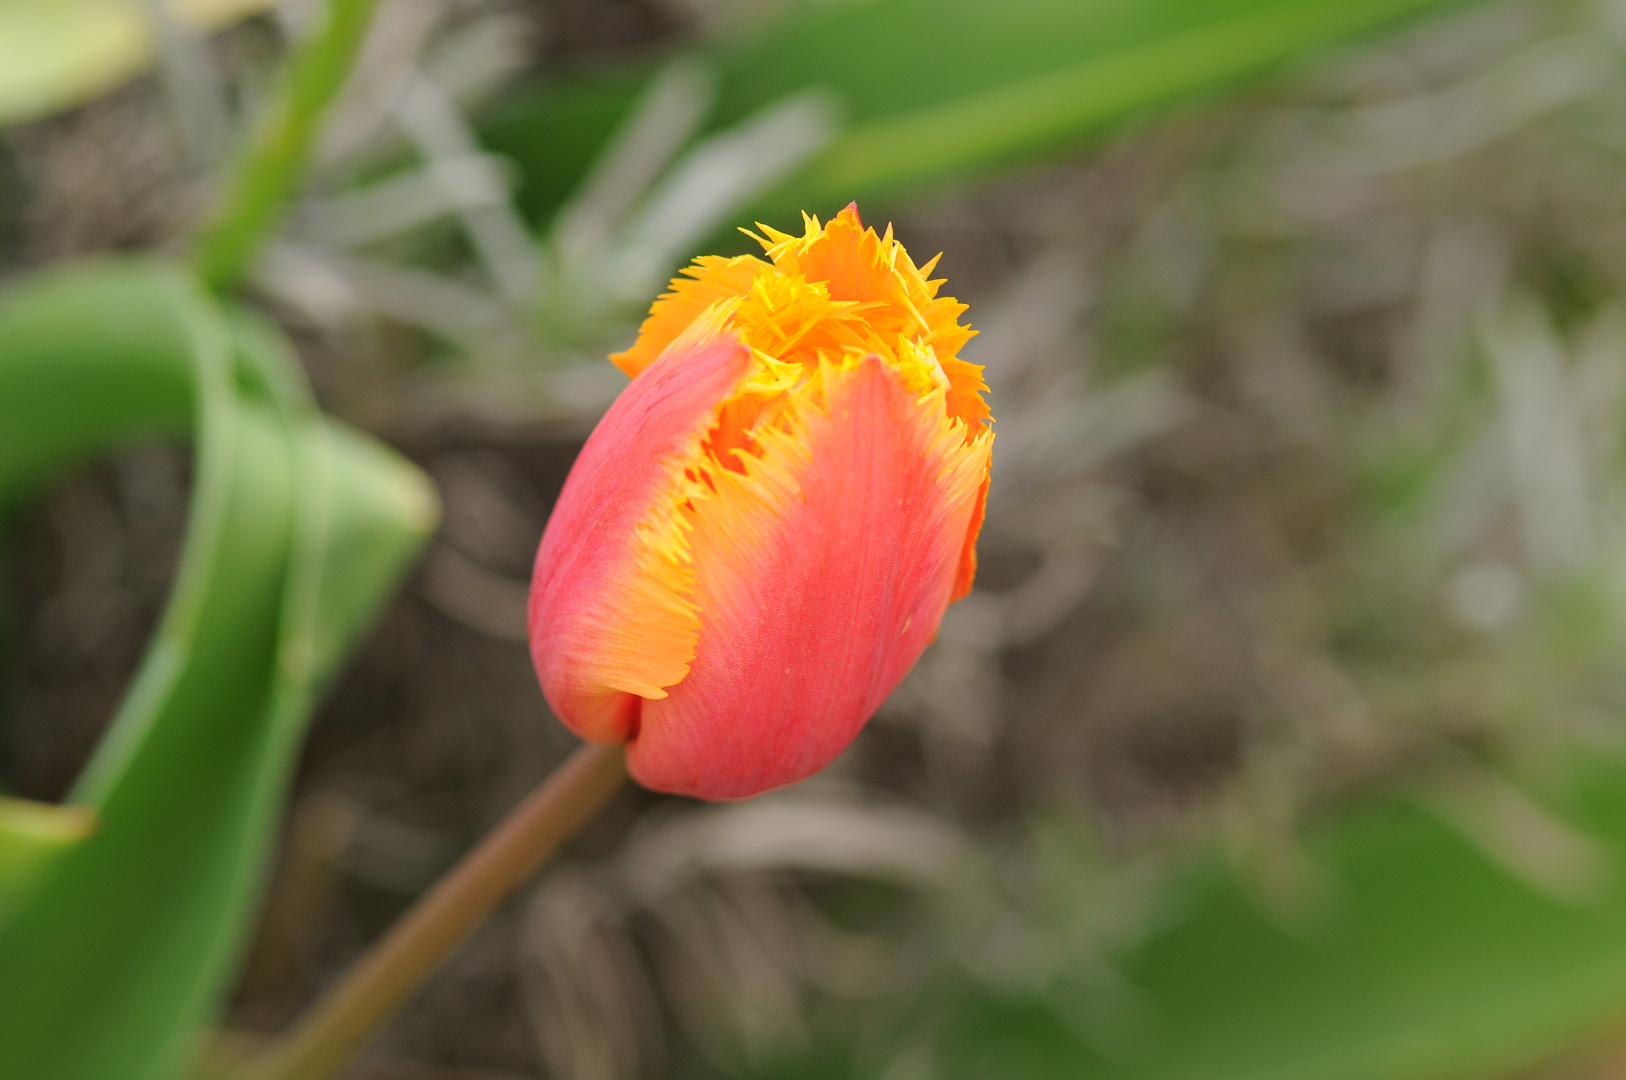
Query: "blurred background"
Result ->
[[18, 0, 1626, 1077]]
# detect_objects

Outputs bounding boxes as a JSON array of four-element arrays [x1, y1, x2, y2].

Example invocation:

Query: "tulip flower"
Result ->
[[528, 205, 993, 799]]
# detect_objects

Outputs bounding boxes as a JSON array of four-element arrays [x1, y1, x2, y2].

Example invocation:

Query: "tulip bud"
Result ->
[[528, 205, 992, 799]]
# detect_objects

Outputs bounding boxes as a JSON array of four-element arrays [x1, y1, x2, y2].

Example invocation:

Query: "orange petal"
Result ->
[[611, 255, 764, 379], [529, 313, 756, 742], [629, 355, 993, 798], [753, 206, 987, 430], [942, 354, 992, 432], [953, 473, 989, 602], [773, 205, 901, 314]]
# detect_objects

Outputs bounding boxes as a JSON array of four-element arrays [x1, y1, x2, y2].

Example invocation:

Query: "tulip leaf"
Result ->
[[483, 0, 1474, 230], [0, 0, 278, 127], [0, 797, 96, 929], [759, 0, 1467, 208], [915, 761, 1626, 1080], [0, 261, 437, 1080]]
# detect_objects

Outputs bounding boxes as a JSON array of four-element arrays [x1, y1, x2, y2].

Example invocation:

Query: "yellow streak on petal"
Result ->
[[591, 302, 744, 699], [612, 254, 763, 379]]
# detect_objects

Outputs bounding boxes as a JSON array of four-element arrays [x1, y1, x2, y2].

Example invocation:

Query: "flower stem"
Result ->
[[233, 741, 627, 1080]]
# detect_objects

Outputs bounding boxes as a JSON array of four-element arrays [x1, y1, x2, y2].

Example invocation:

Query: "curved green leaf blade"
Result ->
[[0, 261, 436, 1080], [0, 797, 96, 928]]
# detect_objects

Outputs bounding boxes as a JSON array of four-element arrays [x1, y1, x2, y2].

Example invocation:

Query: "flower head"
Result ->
[[529, 204, 992, 799]]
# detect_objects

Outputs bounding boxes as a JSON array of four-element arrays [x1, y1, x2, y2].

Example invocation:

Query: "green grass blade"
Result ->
[[0, 261, 436, 1080], [191, 0, 385, 292]]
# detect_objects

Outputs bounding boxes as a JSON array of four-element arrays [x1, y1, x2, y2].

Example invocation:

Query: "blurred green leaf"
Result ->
[[0, 0, 276, 126], [0, 797, 96, 929], [481, 69, 654, 231], [483, 0, 1475, 231], [0, 262, 437, 1080], [927, 763, 1626, 1080], [744, 0, 1472, 209]]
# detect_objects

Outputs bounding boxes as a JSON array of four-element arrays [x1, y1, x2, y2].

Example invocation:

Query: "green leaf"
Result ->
[[0, 0, 277, 127], [0, 261, 437, 1080], [480, 68, 654, 231], [929, 762, 1626, 1080], [483, 0, 1476, 230], [762, 0, 1472, 208], [0, 797, 96, 929]]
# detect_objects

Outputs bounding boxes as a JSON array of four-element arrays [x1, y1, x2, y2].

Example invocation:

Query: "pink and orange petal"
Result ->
[[529, 206, 993, 800]]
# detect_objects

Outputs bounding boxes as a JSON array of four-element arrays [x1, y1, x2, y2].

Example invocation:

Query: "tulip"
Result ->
[[528, 205, 993, 799]]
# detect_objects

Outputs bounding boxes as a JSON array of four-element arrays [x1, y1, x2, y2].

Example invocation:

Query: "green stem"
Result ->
[[232, 741, 627, 1080], [192, 0, 383, 291]]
